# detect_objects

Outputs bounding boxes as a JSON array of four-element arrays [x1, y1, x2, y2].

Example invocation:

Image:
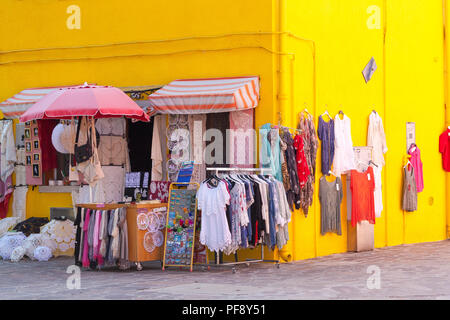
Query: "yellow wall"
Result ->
[[0, 0, 448, 262], [285, 0, 447, 260]]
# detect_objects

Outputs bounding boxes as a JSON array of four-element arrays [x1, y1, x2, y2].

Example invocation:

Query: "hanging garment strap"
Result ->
[[75, 116, 91, 147]]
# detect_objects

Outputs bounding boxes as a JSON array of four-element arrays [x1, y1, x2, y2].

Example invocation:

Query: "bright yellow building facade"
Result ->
[[0, 0, 449, 262]]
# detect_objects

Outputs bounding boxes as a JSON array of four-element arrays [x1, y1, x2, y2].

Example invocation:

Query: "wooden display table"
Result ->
[[76, 202, 168, 270]]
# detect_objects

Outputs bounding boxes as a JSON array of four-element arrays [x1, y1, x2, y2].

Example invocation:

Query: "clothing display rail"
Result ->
[[203, 167, 280, 273]]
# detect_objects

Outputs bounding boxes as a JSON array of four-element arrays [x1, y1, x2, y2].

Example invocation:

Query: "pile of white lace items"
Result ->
[[6, 233, 55, 262], [0, 232, 26, 260], [22, 233, 56, 260]]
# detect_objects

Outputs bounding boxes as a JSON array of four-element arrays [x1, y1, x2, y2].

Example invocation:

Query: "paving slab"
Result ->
[[2, 240, 450, 299]]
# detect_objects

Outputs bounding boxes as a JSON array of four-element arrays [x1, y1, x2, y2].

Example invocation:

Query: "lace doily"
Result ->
[[152, 231, 164, 247], [10, 246, 26, 262], [33, 246, 52, 261], [141, 210, 166, 253], [0, 232, 26, 260], [146, 214, 159, 233], [143, 232, 155, 253], [137, 213, 149, 230]]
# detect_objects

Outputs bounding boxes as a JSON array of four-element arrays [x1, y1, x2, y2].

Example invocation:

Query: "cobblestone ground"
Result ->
[[2, 240, 450, 300]]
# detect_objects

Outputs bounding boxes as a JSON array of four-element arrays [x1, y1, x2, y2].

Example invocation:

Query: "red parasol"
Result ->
[[19, 84, 149, 122]]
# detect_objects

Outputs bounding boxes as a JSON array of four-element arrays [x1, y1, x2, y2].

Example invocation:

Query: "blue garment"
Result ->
[[259, 124, 282, 181], [259, 175, 277, 249], [317, 116, 335, 175]]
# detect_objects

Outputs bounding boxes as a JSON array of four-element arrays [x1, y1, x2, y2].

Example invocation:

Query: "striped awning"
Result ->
[[147, 76, 260, 114], [0, 86, 75, 119]]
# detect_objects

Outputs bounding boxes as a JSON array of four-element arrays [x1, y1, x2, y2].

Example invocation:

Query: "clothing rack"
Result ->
[[203, 167, 280, 273]]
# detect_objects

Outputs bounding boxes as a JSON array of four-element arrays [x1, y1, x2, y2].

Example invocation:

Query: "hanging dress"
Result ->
[[333, 114, 355, 176], [317, 115, 335, 176], [402, 164, 418, 212], [407, 144, 424, 192]]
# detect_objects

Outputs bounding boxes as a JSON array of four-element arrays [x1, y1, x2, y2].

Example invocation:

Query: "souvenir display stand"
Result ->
[[76, 202, 168, 270], [162, 182, 199, 272]]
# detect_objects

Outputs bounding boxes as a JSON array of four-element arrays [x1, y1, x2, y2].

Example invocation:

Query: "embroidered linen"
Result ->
[[100, 166, 125, 203], [148, 181, 171, 202], [12, 186, 28, 222]]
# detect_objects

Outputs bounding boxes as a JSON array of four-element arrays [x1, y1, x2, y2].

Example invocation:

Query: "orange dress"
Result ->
[[350, 166, 375, 227]]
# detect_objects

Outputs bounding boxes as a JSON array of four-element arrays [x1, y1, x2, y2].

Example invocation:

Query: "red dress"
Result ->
[[350, 166, 375, 227], [293, 134, 310, 189], [439, 128, 450, 172]]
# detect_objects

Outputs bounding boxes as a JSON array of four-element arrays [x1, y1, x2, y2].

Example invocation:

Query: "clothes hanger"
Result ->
[[368, 160, 378, 168], [327, 170, 337, 177], [321, 106, 332, 120]]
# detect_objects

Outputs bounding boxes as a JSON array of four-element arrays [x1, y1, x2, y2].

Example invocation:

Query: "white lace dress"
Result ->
[[333, 114, 356, 176], [197, 181, 231, 253]]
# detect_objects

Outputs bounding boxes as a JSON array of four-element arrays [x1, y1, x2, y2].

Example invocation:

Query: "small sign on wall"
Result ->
[[406, 122, 416, 153]]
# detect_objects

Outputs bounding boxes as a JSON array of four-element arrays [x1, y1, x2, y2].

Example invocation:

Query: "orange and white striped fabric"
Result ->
[[0, 87, 63, 119], [147, 76, 260, 114]]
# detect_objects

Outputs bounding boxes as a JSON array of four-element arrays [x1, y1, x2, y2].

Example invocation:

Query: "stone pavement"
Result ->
[[2, 240, 450, 300]]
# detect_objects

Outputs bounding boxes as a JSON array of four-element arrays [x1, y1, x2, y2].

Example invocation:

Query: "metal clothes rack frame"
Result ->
[[203, 167, 280, 273]]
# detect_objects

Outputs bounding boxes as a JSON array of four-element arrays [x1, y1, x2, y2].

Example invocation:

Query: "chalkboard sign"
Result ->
[[162, 183, 199, 271]]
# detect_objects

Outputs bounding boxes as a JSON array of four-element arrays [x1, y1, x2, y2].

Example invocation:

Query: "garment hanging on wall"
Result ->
[[229, 110, 254, 168], [100, 166, 125, 203], [0, 121, 16, 182], [95, 118, 126, 136], [268, 127, 283, 181], [319, 176, 343, 235], [317, 115, 335, 175], [293, 133, 310, 189], [0, 148, 13, 219], [371, 163, 383, 218], [279, 135, 291, 192], [439, 127, 450, 172], [127, 118, 153, 172], [350, 166, 375, 227], [12, 186, 28, 222], [333, 114, 356, 176], [297, 113, 318, 216], [189, 114, 206, 184], [151, 115, 165, 181], [408, 143, 423, 192], [367, 111, 388, 167], [402, 164, 418, 212], [98, 136, 128, 166], [280, 129, 301, 211], [260, 124, 283, 181]]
